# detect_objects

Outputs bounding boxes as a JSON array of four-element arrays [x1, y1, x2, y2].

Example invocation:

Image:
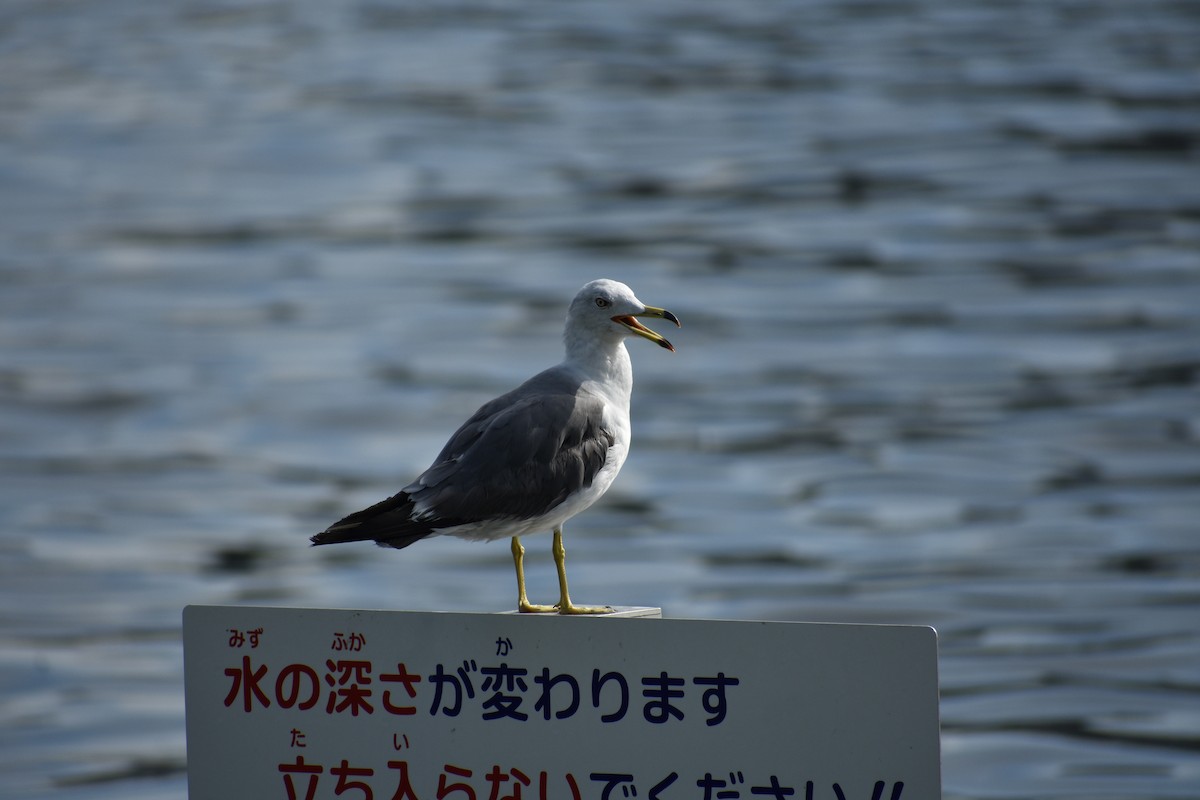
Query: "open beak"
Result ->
[[613, 305, 681, 352]]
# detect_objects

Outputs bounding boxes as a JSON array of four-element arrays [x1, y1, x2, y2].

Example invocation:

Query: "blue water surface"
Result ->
[[1, 2, 1198, 798]]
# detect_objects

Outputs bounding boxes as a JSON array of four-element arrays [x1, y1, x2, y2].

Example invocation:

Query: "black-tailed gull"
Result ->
[[312, 279, 680, 614]]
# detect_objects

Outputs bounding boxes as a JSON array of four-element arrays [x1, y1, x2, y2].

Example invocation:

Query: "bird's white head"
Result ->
[[565, 279, 680, 356]]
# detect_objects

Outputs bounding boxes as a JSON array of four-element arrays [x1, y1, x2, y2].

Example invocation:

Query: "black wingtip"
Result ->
[[310, 524, 357, 546], [309, 490, 435, 551]]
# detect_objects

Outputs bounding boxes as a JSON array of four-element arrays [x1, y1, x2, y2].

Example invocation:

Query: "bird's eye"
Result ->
[[594, 297, 610, 308]]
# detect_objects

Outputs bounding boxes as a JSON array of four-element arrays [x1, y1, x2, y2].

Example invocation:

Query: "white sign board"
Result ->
[[184, 606, 940, 799]]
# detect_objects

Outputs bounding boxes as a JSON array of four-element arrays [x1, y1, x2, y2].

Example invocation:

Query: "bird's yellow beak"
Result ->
[[613, 306, 681, 352]]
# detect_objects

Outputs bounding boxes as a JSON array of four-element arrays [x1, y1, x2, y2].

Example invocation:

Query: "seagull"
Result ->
[[312, 279, 680, 614]]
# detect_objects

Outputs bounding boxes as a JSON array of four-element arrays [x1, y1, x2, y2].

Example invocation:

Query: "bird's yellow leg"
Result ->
[[512, 536, 556, 613], [552, 527, 614, 615]]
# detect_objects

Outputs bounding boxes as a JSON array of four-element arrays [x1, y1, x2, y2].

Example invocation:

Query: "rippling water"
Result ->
[[2, 1, 1199, 798]]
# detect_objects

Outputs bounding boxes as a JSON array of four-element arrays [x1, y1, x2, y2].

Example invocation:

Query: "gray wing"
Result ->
[[312, 370, 614, 550], [408, 381, 615, 526]]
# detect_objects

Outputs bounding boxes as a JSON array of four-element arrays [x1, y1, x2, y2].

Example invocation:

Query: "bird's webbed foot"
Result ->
[[555, 602, 615, 615], [517, 599, 559, 614]]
